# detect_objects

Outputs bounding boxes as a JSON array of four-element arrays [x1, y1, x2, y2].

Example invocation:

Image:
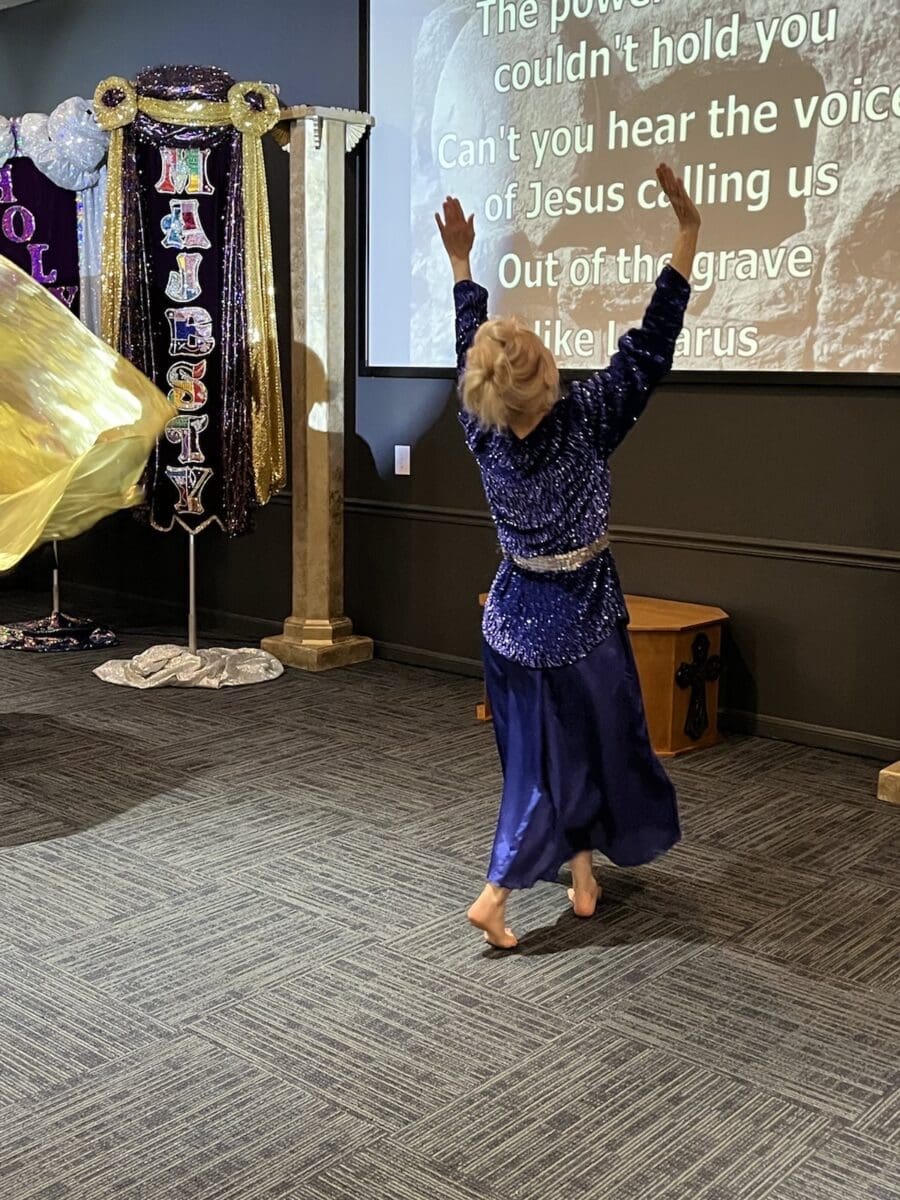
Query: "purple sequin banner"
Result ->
[[0, 157, 79, 317], [117, 66, 253, 536]]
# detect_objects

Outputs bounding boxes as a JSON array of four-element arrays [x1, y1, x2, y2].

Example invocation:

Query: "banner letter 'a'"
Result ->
[[161, 200, 211, 251]]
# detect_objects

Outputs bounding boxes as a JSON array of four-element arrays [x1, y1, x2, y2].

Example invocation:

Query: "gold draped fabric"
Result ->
[[95, 79, 285, 506], [0, 258, 174, 572]]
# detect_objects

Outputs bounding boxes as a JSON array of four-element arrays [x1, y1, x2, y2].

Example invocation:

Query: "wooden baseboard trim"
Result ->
[[372, 639, 483, 677], [720, 708, 899, 761]]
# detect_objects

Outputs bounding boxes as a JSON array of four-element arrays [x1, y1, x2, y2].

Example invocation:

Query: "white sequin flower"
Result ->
[[17, 97, 108, 191]]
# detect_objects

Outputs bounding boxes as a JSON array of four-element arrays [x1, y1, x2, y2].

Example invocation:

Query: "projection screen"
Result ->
[[367, 0, 900, 373]]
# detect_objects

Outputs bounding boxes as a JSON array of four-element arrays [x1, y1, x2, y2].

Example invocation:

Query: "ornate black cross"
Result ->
[[675, 632, 722, 740]]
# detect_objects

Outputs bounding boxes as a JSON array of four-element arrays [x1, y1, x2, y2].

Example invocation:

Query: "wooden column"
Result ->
[[263, 105, 374, 671]]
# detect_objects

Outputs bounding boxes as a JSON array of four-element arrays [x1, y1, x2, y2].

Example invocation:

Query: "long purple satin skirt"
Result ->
[[483, 620, 680, 889]]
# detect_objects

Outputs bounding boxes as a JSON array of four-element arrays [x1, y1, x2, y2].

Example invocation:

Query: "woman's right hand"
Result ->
[[656, 163, 700, 282], [435, 197, 475, 282]]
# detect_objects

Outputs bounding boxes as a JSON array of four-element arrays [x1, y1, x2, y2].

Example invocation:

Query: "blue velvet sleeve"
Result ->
[[579, 263, 691, 456], [454, 280, 489, 379]]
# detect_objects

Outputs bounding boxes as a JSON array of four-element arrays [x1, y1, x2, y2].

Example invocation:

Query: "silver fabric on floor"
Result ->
[[94, 644, 284, 689]]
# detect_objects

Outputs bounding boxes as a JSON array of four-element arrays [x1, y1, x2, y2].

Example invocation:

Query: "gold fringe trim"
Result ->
[[99, 128, 124, 349], [242, 133, 285, 502]]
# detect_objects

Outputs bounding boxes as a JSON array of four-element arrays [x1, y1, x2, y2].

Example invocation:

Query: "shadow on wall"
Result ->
[[718, 623, 757, 722], [354, 377, 452, 480]]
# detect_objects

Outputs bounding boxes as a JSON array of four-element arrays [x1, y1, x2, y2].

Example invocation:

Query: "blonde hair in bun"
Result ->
[[463, 318, 560, 432]]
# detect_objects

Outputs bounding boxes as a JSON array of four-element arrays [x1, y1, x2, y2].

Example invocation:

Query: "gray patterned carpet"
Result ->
[[1, 594, 898, 1199]]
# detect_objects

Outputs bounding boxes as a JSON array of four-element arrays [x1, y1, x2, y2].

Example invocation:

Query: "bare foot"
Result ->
[[467, 887, 517, 949], [567, 879, 602, 918]]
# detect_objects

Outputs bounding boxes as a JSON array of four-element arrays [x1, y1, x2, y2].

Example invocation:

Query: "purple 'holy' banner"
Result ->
[[0, 157, 79, 316]]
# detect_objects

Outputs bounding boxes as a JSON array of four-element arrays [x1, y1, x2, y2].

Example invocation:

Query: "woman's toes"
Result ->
[[483, 927, 518, 950]]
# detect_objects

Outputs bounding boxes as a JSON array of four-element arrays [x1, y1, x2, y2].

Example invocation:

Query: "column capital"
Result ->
[[279, 106, 375, 154]]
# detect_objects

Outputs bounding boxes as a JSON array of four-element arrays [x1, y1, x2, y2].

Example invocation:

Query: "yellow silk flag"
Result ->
[[0, 258, 174, 572]]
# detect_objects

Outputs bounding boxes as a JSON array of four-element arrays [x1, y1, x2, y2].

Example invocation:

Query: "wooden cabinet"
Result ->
[[477, 592, 729, 758]]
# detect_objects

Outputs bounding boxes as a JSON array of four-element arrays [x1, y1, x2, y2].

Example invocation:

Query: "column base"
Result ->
[[877, 761, 900, 805], [262, 630, 374, 672]]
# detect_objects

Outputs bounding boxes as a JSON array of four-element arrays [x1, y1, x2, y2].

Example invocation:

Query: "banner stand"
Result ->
[[187, 533, 198, 655]]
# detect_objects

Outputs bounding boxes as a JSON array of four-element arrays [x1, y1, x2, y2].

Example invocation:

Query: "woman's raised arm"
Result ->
[[582, 163, 700, 455], [436, 196, 488, 378]]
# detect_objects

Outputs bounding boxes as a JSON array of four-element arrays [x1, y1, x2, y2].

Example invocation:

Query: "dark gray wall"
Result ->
[[2, 0, 898, 757], [0, 0, 360, 114], [348, 378, 899, 756]]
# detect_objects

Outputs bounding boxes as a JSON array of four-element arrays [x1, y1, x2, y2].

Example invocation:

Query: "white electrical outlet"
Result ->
[[394, 445, 411, 475]]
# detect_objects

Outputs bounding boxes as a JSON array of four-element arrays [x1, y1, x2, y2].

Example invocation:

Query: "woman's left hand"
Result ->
[[435, 196, 475, 262]]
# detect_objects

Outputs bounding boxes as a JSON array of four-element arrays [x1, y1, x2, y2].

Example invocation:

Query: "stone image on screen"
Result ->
[[405, 0, 899, 372]]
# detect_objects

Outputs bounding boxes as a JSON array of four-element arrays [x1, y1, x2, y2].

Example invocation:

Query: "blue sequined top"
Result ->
[[456, 264, 691, 668]]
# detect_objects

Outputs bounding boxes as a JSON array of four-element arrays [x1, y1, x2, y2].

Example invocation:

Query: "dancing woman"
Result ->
[[436, 163, 700, 949]]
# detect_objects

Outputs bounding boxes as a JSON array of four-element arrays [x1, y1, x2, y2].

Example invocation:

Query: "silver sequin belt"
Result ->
[[509, 533, 610, 573]]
